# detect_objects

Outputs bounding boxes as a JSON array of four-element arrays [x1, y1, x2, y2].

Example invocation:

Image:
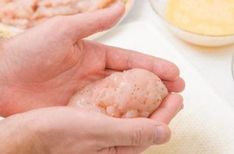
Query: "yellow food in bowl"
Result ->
[[166, 0, 234, 36]]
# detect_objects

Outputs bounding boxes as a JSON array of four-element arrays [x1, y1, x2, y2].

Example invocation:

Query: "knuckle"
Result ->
[[154, 123, 171, 144], [130, 127, 144, 145], [148, 126, 158, 144], [130, 122, 161, 145]]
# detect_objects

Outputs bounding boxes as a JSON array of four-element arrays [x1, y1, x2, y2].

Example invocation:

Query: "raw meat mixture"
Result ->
[[69, 69, 168, 118], [0, 0, 115, 28]]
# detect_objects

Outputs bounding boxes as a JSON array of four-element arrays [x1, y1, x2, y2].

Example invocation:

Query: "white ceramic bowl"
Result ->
[[149, 0, 234, 47]]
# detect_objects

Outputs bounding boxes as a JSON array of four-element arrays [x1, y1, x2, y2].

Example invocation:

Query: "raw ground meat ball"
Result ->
[[69, 69, 168, 118]]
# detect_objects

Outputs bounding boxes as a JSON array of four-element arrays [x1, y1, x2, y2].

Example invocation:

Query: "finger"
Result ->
[[117, 146, 147, 154], [104, 118, 171, 147], [117, 146, 149, 154], [105, 45, 180, 81], [163, 77, 185, 92], [150, 93, 184, 124], [99, 146, 147, 154], [65, 1, 125, 40]]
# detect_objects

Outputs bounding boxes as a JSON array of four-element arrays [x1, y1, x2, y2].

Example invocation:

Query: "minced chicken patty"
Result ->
[[0, 0, 115, 28], [69, 69, 168, 118]]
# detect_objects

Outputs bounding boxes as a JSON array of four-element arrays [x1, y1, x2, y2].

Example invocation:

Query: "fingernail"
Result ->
[[155, 125, 170, 144]]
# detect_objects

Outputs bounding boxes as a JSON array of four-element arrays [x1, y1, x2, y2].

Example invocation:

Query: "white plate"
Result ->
[[0, 0, 135, 39]]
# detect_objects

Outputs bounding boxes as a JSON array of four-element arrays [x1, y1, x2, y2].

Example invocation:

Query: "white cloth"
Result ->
[[97, 22, 234, 154]]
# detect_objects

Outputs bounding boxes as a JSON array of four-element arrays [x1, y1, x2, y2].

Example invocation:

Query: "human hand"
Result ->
[[0, 103, 182, 154], [0, 2, 184, 116]]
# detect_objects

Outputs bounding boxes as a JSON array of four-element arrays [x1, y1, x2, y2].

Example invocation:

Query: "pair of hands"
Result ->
[[0, 2, 184, 154]]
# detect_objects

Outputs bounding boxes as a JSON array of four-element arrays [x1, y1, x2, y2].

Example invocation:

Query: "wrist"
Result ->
[[0, 113, 44, 154]]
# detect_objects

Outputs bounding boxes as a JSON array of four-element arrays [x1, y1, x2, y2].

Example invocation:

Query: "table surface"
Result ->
[[119, 0, 234, 106]]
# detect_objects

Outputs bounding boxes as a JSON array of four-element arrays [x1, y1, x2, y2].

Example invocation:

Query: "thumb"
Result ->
[[64, 1, 125, 40], [105, 118, 171, 147]]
